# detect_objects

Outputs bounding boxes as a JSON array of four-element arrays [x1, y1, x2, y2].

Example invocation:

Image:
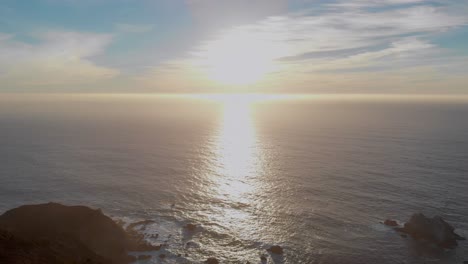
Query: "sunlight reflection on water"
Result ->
[[206, 98, 265, 231]]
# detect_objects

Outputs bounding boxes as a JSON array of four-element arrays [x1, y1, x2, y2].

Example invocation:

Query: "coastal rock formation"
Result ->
[[268, 245, 284, 254], [185, 223, 197, 231], [0, 202, 158, 264], [0, 228, 110, 264], [384, 219, 399, 227], [397, 213, 465, 248], [205, 257, 220, 264]]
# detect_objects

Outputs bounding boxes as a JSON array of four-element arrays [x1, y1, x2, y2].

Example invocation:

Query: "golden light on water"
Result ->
[[212, 97, 260, 201], [190, 94, 292, 226], [194, 94, 267, 227]]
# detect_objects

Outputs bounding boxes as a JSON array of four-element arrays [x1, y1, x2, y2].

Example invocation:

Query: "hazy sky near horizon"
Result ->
[[0, 0, 467, 94]]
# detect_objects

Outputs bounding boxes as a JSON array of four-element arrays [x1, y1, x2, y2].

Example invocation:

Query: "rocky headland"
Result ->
[[385, 213, 466, 249], [0, 202, 157, 264]]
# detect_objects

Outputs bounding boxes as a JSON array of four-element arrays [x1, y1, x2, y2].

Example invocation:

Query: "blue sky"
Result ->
[[0, 0, 467, 93]]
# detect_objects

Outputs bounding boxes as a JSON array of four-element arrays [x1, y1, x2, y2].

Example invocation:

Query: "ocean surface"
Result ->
[[0, 94, 467, 264]]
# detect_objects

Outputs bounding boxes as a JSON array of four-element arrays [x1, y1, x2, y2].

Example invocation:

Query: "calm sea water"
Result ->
[[0, 94, 467, 264]]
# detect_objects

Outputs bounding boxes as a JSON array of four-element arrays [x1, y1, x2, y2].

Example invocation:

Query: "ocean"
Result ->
[[0, 94, 467, 264]]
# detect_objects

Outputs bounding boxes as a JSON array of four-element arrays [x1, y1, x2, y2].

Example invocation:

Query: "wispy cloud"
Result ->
[[0, 31, 118, 89], [115, 23, 154, 34], [329, 0, 428, 8], [186, 0, 287, 28], [240, 5, 466, 59], [142, 0, 468, 93]]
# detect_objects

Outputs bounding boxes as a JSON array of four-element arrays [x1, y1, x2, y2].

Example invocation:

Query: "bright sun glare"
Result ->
[[200, 29, 288, 86]]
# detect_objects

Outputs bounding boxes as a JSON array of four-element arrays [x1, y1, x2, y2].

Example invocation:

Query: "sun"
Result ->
[[197, 28, 288, 86]]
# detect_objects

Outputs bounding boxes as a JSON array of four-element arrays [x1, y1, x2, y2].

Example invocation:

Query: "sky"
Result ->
[[0, 0, 467, 94]]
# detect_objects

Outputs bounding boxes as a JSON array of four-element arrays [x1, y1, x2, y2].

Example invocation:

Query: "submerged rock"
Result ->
[[384, 219, 399, 227], [0, 203, 159, 264], [205, 257, 219, 264], [397, 213, 465, 249], [268, 245, 284, 254], [185, 223, 197, 231], [186, 241, 200, 248]]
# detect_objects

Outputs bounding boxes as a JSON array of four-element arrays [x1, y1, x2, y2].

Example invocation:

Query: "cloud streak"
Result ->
[[0, 31, 118, 90], [115, 23, 154, 34], [141, 0, 468, 93]]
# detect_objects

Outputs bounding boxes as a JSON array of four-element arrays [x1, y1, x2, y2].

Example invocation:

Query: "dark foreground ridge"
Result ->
[[0, 202, 156, 264]]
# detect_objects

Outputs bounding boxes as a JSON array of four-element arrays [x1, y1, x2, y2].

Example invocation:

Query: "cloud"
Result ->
[[2, 0, 467, 93], [0, 31, 118, 90], [329, 0, 428, 8], [141, 0, 468, 93], [186, 0, 287, 28], [179, 2, 467, 68], [264, 6, 464, 56], [115, 23, 154, 33]]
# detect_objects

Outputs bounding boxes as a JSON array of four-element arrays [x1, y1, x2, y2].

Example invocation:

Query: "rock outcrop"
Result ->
[[267, 245, 284, 254], [397, 213, 465, 249], [205, 257, 220, 264], [185, 223, 197, 231], [0, 228, 110, 264], [0, 202, 158, 264], [384, 219, 398, 227]]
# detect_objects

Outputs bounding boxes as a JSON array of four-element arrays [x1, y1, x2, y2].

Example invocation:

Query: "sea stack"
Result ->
[[397, 213, 465, 249]]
